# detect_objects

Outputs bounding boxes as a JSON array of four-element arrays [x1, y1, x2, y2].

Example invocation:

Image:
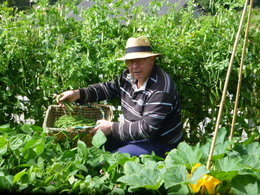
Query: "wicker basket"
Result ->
[[42, 104, 113, 146]]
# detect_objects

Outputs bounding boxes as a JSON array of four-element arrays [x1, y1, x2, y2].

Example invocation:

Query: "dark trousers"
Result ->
[[104, 135, 174, 158]]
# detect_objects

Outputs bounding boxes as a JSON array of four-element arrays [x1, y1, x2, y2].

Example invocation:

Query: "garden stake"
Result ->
[[206, 0, 249, 169], [230, 0, 254, 139]]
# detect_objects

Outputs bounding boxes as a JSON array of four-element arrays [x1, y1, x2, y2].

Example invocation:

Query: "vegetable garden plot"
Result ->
[[0, 125, 259, 194], [0, 0, 259, 194]]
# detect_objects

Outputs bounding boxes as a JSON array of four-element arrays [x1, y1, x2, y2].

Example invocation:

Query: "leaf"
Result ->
[[212, 140, 233, 161], [231, 175, 260, 195], [165, 142, 202, 169], [0, 136, 8, 154], [110, 188, 125, 195], [238, 169, 260, 180], [59, 150, 76, 161], [241, 155, 260, 169], [123, 161, 143, 175], [13, 169, 28, 184], [77, 140, 88, 158], [167, 184, 191, 195], [75, 164, 88, 174], [35, 138, 45, 155], [234, 142, 260, 156], [0, 175, 13, 190], [215, 127, 228, 145], [27, 159, 37, 167], [189, 164, 209, 184], [118, 160, 162, 190], [161, 164, 189, 189], [9, 136, 24, 151], [69, 169, 78, 176], [211, 156, 244, 181], [140, 152, 164, 163], [201, 128, 233, 161], [92, 130, 107, 148], [29, 169, 36, 184], [108, 152, 132, 166], [244, 142, 260, 156], [20, 124, 34, 134], [210, 171, 237, 182], [22, 136, 38, 152], [44, 185, 57, 194], [215, 156, 243, 172], [31, 125, 43, 133], [49, 163, 63, 174], [0, 124, 11, 132], [23, 148, 37, 162]]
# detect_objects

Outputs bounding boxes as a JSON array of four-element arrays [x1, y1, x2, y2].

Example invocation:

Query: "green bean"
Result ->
[[63, 100, 74, 114], [54, 115, 96, 129], [56, 94, 74, 114]]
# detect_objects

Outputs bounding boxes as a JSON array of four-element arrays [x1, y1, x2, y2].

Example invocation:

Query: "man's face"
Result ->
[[126, 56, 155, 85]]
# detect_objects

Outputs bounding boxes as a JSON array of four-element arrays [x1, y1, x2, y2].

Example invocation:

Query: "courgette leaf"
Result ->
[[118, 160, 163, 190], [231, 175, 260, 195], [165, 142, 202, 169], [161, 164, 189, 189]]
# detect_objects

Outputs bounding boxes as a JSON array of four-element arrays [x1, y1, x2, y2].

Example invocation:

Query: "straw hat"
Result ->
[[117, 36, 160, 60]]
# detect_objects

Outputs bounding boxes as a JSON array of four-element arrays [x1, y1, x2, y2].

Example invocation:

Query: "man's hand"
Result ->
[[56, 90, 80, 105], [91, 119, 113, 136]]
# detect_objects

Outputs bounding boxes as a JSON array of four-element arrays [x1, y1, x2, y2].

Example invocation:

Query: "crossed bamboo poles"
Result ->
[[206, 0, 254, 169]]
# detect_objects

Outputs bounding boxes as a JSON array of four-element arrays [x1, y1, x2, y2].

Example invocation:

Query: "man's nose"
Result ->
[[132, 63, 137, 68], [132, 60, 139, 68]]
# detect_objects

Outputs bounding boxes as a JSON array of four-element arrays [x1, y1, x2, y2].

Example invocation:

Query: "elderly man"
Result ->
[[57, 36, 183, 158]]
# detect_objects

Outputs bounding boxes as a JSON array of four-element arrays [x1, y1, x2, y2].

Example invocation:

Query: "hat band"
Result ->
[[126, 46, 152, 53]]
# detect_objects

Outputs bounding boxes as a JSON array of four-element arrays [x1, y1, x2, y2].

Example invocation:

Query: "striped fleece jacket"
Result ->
[[77, 65, 183, 146]]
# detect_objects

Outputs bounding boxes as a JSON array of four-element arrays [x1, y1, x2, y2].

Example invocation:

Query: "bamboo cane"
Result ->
[[230, 0, 254, 139], [206, 0, 249, 169]]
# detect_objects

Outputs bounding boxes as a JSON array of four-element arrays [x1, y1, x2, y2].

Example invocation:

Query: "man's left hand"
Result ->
[[90, 119, 113, 136]]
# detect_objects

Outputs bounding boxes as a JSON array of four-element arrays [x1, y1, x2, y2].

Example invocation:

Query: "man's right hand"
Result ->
[[56, 89, 80, 105]]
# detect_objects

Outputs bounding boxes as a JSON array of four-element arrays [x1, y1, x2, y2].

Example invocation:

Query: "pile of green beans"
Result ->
[[54, 115, 96, 128]]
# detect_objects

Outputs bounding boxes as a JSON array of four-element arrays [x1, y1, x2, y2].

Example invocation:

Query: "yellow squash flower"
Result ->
[[189, 163, 221, 195]]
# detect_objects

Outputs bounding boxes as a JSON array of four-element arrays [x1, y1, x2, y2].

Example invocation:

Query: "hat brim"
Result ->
[[116, 52, 160, 61]]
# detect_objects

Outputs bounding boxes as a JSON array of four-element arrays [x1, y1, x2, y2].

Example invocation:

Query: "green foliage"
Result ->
[[0, 124, 259, 194], [0, 0, 259, 145]]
